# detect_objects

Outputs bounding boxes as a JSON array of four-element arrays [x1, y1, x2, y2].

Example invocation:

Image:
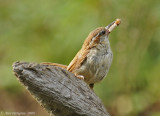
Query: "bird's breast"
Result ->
[[76, 45, 113, 84]]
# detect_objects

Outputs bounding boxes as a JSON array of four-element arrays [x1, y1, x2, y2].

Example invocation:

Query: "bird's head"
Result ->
[[83, 19, 121, 48]]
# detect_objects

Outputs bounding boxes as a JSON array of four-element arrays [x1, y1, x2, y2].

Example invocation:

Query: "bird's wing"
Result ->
[[67, 48, 89, 72], [67, 27, 104, 72]]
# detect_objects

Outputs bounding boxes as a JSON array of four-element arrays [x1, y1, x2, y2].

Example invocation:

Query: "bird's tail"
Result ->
[[42, 62, 67, 69]]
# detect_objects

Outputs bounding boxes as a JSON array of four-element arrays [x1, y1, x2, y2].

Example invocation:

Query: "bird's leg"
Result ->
[[89, 83, 94, 89]]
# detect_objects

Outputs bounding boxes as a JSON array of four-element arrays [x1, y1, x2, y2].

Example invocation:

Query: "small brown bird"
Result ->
[[44, 19, 121, 89]]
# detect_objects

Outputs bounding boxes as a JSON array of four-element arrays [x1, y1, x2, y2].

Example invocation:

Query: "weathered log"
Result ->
[[13, 61, 110, 116]]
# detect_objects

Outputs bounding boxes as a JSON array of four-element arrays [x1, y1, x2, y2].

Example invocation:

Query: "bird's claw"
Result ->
[[75, 74, 84, 80]]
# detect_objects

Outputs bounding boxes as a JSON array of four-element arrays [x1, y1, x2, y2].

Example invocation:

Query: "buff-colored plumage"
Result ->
[[67, 27, 105, 72], [43, 19, 121, 88]]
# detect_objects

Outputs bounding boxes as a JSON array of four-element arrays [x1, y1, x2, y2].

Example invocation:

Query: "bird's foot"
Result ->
[[75, 74, 84, 80]]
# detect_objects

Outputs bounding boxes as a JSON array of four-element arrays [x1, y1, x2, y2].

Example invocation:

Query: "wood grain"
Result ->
[[13, 61, 110, 116]]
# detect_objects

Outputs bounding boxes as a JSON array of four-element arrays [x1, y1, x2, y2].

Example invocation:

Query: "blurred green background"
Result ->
[[0, 0, 160, 116]]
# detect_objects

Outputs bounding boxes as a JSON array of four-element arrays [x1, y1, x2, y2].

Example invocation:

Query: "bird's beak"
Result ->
[[105, 21, 115, 30], [105, 19, 121, 34]]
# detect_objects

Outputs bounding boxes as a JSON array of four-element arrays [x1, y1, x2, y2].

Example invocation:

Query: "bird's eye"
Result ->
[[100, 30, 106, 35]]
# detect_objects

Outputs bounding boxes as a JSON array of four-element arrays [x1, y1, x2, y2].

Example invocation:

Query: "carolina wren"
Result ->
[[43, 19, 121, 89]]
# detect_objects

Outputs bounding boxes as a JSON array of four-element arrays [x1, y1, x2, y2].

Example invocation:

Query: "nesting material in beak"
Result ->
[[105, 19, 121, 33]]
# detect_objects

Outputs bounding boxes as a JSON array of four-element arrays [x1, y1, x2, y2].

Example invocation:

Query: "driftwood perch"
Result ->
[[13, 61, 110, 116]]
